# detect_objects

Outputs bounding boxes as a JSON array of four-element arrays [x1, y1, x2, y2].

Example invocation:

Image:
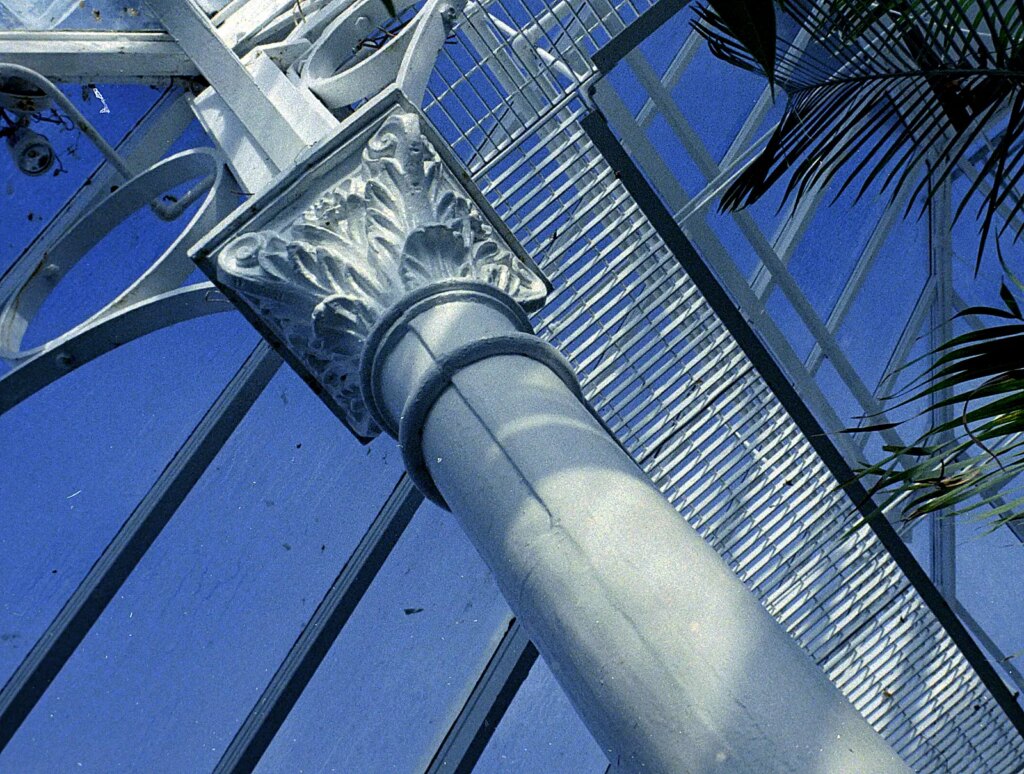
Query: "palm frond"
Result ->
[[851, 280, 1024, 527], [693, 0, 1024, 262]]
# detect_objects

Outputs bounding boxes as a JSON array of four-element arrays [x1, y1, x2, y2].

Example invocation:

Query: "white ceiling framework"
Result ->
[[587, 4, 1024, 685], [0, 0, 1022, 771]]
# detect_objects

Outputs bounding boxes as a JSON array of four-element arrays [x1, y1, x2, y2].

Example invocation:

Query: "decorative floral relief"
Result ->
[[217, 110, 546, 437]]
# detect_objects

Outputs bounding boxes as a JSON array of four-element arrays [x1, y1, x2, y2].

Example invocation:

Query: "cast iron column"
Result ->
[[196, 101, 908, 773]]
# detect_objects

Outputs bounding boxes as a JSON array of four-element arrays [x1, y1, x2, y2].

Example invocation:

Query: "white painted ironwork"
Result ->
[[0, 140, 236, 409], [1, 0, 1022, 770], [0, 30, 197, 81], [415, 1, 1024, 768], [191, 85, 907, 770]]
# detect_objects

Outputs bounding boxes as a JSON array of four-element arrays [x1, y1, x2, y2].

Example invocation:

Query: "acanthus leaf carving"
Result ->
[[216, 109, 546, 438]]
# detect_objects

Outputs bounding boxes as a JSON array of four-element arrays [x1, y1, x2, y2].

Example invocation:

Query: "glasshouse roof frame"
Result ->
[[0, 0, 1022, 772]]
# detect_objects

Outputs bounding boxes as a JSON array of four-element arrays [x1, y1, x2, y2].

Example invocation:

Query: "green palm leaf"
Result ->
[[851, 281, 1024, 526], [692, 0, 1024, 264]]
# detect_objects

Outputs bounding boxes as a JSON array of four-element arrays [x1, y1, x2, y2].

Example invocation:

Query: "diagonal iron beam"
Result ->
[[423, 620, 537, 774], [214, 475, 424, 774], [0, 341, 282, 752], [581, 107, 1024, 739]]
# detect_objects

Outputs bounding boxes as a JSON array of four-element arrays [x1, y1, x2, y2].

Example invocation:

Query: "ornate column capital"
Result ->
[[193, 97, 547, 439]]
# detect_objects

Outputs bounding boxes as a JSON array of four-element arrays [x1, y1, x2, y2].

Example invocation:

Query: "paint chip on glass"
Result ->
[[92, 87, 111, 114]]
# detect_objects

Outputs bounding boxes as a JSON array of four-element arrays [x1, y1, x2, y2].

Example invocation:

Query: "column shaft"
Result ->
[[374, 293, 908, 774]]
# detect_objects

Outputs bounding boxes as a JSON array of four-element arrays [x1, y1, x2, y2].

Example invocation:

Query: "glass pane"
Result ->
[[0, 311, 257, 685], [255, 501, 511, 774], [475, 657, 608, 773], [958, 519, 1024, 692], [0, 0, 82, 29], [0, 83, 164, 277], [1, 365, 403, 772], [0, 0, 232, 29]]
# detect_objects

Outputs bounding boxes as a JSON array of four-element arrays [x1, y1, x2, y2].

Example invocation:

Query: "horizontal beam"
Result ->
[[0, 31, 199, 82]]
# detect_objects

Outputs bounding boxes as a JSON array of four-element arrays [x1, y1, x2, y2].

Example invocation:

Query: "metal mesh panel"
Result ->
[[424, 0, 1024, 770]]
